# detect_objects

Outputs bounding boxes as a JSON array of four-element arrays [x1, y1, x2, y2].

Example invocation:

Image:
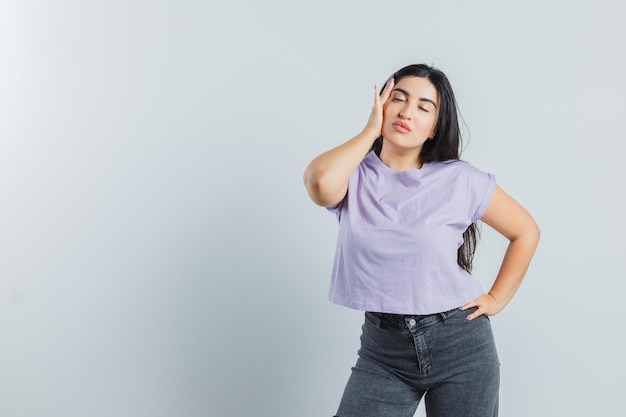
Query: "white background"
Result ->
[[1, 1, 625, 416]]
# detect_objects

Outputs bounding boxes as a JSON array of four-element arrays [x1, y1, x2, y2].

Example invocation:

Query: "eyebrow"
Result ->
[[393, 88, 438, 109]]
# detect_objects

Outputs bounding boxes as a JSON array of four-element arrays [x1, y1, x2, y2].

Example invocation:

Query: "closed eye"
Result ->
[[419, 107, 429, 112]]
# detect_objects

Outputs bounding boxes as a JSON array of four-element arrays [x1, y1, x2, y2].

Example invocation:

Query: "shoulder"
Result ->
[[431, 160, 496, 199], [355, 150, 389, 178], [430, 159, 492, 179], [433, 161, 496, 221], [440, 159, 486, 172], [361, 150, 380, 169]]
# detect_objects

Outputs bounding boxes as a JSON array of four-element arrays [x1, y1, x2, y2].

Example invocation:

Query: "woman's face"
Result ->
[[382, 76, 439, 152]]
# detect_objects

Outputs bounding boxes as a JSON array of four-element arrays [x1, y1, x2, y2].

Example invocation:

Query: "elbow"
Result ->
[[303, 167, 342, 207], [529, 215, 541, 242], [533, 222, 541, 245], [303, 166, 321, 197], [521, 219, 541, 249], [303, 177, 327, 207], [507, 217, 541, 248]]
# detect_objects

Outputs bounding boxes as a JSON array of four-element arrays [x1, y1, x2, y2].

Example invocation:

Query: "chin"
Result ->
[[383, 133, 422, 149]]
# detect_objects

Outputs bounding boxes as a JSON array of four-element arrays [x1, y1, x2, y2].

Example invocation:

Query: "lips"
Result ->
[[392, 121, 411, 133]]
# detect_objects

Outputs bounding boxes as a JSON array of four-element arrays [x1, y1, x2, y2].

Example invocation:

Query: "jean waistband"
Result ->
[[366, 307, 469, 330]]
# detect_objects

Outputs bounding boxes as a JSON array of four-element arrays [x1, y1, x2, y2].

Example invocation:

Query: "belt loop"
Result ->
[[439, 311, 448, 324]]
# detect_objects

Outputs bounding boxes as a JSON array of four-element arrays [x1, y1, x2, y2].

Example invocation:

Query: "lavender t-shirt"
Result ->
[[328, 151, 496, 315]]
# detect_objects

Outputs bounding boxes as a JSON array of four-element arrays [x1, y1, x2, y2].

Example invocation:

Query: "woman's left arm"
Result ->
[[462, 185, 541, 320]]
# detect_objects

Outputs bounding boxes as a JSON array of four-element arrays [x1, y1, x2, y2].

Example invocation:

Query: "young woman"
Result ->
[[303, 64, 540, 417]]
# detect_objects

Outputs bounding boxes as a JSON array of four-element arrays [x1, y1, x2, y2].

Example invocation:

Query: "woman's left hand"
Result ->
[[460, 293, 503, 320]]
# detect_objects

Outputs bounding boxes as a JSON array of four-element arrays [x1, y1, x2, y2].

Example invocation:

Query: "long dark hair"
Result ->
[[371, 63, 479, 273]]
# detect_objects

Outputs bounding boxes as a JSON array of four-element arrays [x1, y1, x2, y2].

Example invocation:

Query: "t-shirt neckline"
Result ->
[[368, 151, 433, 176]]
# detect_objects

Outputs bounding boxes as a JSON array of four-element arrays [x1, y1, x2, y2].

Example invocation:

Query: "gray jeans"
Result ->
[[335, 307, 500, 417]]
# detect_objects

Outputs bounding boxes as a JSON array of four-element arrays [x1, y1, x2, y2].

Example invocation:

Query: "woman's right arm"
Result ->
[[303, 78, 394, 208]]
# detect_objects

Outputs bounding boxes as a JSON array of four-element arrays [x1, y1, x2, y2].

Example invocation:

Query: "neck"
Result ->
[[379, 142, 423, 171]]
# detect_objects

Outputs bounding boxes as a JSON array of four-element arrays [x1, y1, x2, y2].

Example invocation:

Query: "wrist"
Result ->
[[361, 126, 381, 143], [487, 291, 508, 311]]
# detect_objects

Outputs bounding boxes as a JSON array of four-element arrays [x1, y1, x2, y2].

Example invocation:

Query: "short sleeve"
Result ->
[[324, 157, 365, 222], [326, 197, 345, 221], [471, 171, 496, 222]]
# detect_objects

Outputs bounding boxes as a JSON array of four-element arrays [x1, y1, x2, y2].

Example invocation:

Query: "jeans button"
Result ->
[[408, 318, 416, 326]]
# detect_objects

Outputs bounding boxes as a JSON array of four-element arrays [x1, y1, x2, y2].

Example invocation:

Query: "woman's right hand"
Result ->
[[363, 77, 395, 138], [303, 76, 396, 208]]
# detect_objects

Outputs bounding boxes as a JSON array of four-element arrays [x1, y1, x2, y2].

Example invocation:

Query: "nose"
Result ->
[[398, 103, 412, 119]]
